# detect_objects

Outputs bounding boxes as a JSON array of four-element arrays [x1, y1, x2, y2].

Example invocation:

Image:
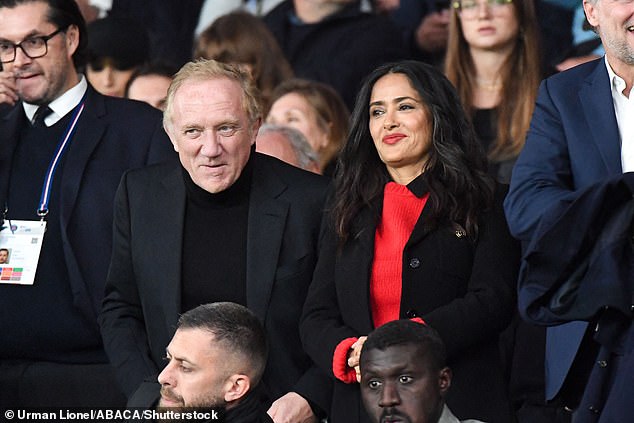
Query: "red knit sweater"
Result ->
[[332, 182, 428, 383]]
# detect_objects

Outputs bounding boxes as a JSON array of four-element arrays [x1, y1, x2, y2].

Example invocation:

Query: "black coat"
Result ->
[[99, 154, 331, 414], [301, 180, 518, 423]]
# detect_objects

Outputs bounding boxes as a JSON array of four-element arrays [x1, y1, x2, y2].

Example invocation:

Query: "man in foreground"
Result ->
[[157, 302, 272, 423], [360, 320, 484, 423]]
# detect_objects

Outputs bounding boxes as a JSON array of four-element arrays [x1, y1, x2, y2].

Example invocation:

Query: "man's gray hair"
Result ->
[[258, 124, 320, 171]]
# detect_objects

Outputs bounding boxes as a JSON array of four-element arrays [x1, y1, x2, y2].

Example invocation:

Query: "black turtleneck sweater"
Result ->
[[180, 158, 252, 312]]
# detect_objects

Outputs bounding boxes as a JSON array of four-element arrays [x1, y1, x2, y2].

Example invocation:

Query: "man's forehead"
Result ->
[[169, 328, 216, 358], [362, 344, 424, 371], [0, 2, 52, 39]]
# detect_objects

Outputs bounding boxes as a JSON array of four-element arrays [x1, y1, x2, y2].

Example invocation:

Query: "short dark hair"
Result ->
[[0, 0, 88, 68], [0, 248, 8, 253], [361, 320, 446, 372], [124, 61, 178, 98], [177, 302, 268, 385]]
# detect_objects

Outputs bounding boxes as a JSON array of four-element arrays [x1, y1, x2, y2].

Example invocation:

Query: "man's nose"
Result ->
[[12, 46, 33, 67], [157, 363, 175, 386], [200, 132, 222, 157], [378, 382, 401, 407]]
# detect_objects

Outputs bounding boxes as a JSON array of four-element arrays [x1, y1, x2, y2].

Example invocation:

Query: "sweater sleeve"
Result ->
[[332, 337, 358, 383]]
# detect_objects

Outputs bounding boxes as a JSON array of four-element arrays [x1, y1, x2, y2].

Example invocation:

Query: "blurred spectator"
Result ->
[[125, 62, 177, 110], [555, 4, 603, 72], [194, 0, 284, 37], [256, 124, 321, 174], [85, 16, 150, 97], [445, 0, 541, 184], [383, 0, 451, 67], [194, 11, 293, 110], [263, 0, 409, 110], [267, 78, 349, 175]]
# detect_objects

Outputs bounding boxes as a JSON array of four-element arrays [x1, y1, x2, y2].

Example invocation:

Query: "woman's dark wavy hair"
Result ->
[[333, 60, 493, 244], [0, 0, 88, 68]]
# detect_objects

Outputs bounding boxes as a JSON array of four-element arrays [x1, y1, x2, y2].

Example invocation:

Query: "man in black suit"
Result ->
[[100, 59, 330, 423], [0, 0, 174, 408]]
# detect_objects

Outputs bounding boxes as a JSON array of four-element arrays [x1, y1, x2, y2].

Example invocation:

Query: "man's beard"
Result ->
[[157, 386, 226, 423]]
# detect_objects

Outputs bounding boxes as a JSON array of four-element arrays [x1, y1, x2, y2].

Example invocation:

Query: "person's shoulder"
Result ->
[[254, 152, 329, 192], [544, 57, 603, 87], [262, 0, 292, 27], [102, 95, 163, 119], [123, 161, 178, 186], [86, 88, 163, 122]]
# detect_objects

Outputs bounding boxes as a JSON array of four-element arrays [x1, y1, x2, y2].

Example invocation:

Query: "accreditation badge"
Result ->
[[0, 220, 46, 285]]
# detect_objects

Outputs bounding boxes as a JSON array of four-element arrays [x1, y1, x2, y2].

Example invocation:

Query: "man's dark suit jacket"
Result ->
[[301, 180, 518, 423], [517, 175, 634, 423], [99, 153, 331, 413], [0, 85, 175, 332], [504, 58, 623, 402]]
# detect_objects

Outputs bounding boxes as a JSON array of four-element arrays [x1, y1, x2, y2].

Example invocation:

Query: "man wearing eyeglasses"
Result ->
[[0, 0, 175, 410]]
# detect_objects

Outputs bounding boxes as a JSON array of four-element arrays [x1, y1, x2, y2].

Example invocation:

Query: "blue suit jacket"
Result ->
[[504, 58, 623, 400], [0, 86, 176, 334]]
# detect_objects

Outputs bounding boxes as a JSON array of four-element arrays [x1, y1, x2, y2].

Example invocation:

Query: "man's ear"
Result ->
[[164, 124, 179, 152], [583, 0, 599, 27], [65, 24, 80, 58], [250, 118, 262, 146], [438, 367, 452, 396], [224, 374, 251, 403]]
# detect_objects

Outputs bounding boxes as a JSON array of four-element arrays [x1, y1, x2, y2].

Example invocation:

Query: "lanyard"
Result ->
[[36, 97, 86, 220]]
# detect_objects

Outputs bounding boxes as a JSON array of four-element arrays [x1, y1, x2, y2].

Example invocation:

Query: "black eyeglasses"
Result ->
[[0, 27, 66, 64]]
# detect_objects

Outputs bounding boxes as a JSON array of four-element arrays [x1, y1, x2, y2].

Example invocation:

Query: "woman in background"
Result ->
[[300, 60, 518, 423], [194, 11, 293, 110], [445, 0, 540, 183], [85, 16, 150, 98], [267, 78, 349, 175]]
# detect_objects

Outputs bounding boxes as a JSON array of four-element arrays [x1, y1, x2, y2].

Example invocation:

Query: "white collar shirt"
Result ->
[[605, 57, 634, 172], [23, 75, 88, 127]]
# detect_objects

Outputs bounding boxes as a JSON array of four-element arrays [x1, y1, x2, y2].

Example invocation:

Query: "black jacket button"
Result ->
[[409, 257, 421, 269]]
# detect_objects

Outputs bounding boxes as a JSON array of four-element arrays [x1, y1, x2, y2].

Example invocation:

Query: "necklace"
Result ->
[[475, 77, 502, 91]]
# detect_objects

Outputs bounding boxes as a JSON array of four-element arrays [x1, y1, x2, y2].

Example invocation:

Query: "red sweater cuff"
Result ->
[[410, 317, 426, 325], [332, 337, 358, 383]]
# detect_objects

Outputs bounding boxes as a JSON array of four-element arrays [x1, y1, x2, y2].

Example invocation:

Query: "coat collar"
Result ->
[[161, 153, 290, 327], [580, 58, 622, 174]]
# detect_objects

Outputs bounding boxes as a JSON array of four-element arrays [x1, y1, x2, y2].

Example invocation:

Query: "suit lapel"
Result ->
[[580, 60, 622, 174], [156, 167, 186, 331], [338, 206, 376, 332], [59, 88, 106, 230], [245, 156, 289, 322]]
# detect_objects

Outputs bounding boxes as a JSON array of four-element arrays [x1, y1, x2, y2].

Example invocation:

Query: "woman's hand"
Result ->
[[347, 336, 367, 383]]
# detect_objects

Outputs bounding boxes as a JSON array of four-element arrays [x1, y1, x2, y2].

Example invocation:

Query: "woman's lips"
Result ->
[[383, 133, 406, 145]]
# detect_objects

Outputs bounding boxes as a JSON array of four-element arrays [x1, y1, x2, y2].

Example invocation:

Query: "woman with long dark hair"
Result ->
[[300, 60, 518, 423]]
